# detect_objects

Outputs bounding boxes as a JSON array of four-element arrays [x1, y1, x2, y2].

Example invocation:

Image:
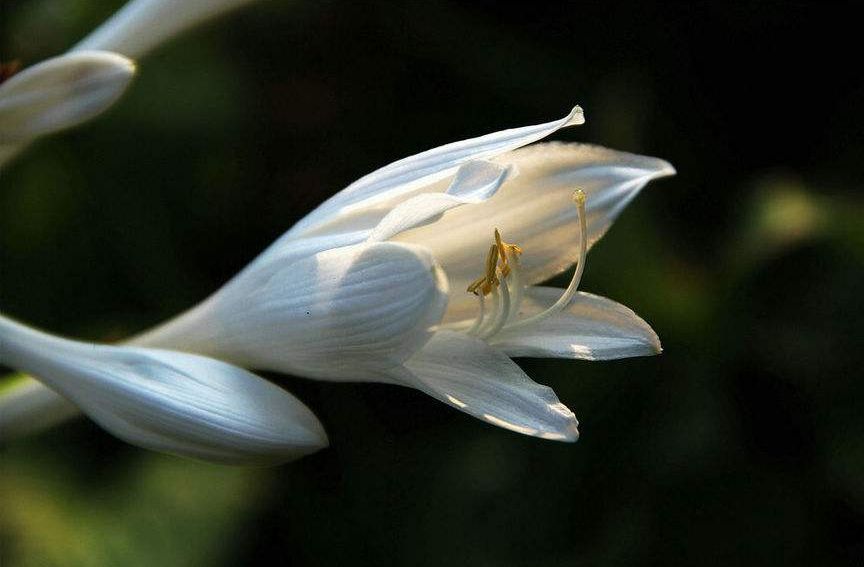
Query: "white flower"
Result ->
[[0, 315, 327, 464], [0, 51, 135, 150], [2, 107, 673, 443], [255, 106, 674, 441]]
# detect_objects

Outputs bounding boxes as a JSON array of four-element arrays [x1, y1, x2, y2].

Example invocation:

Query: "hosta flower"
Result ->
[[0, 51, 135, 162], [0, 315, 327, 464], [2, 107, 673, 443], [249, 106, 674, 440]]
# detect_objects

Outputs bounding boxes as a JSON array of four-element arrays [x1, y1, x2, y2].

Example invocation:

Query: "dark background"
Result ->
[[2, 1, 863, 565]]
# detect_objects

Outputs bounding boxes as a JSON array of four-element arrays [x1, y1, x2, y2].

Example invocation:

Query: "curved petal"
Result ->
[[0, 317, 327, 464], [487, 287, 662, 360], [396, 330, 579, 441], [367, 160, 509, 242], [0, 51, 135, 142], [135, 242, 450, 381], [288, 107, 584, 238], [394, 142, 675, 319], [253, 160, 508, 269]]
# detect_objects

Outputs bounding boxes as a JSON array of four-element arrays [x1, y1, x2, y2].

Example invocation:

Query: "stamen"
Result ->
[[503, 189, 588, 332], [463, 228, 526, 337], [466, 244, 500, 296], [505, 250, 524, 324], [476, 287, 501, 337], [480, 265, 511, 340], [465, 293, 486, 335], [482, 244, 499, 295], [466, 276, 486, 295], [494, 228, 522, 277]]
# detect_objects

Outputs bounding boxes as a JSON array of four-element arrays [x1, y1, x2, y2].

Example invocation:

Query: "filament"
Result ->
[[503, 189, 588, 332]]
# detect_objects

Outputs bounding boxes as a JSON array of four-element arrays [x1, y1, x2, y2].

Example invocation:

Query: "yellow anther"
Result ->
[[494, 228, 522, 277], [466, 275, 486, 295], [482, 244, 500, 294], [466, 244, 502, 296], [466, 230, 526, 296]]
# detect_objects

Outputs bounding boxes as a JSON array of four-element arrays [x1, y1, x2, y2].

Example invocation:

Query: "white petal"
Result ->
[[396, 330, 579, 441], [288, 107, 584, 238], [0, 318, 327, 464], [367, 160, 509, 242], [74, 0, 260, 58], [394, 142, 675, 319], [134, 242, 449, 381], [487, 287, 662, 360], [0, 52, 135, 142], [252, 161, 508, 268]]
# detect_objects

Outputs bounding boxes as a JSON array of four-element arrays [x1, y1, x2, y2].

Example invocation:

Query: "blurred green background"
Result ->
[[2, 1, 863, 565]]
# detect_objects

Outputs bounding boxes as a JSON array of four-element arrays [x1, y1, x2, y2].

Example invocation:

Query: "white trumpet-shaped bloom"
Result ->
[[2, 107, 673, 444], [0, 51, 135, 148], [260, 107, 673, 441], [0, 315, 327, 464]]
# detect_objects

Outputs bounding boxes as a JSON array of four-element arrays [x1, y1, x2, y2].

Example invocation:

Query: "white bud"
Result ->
[[0, 316, 328, 465], [0, 51, 135, 143]]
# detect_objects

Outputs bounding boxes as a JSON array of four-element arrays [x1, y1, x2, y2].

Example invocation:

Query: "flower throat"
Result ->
[[461, 189, 588, 340]]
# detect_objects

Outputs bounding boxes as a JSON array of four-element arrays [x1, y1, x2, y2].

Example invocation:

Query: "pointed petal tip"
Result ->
[[76, 50, 137, 75], [641, 318, 663, 355], [632, 154, 675, 181], [653, 158, 676, 179], [537, 419, 580, 442], [290, 428, 330, 458], [563, 423, 581, 443], [565, 105, 585, 127], [295, 416, 331, 451], [544, 401, 580, 442]]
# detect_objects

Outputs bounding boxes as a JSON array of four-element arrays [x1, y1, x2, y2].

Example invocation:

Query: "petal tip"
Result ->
[[565, 105, 586, 127], [536, 422, 579, 442], [543, 401, 580, 442], [641, 322, 663, 355], [557, 420, 581, 442], [62, 50, 137, 81], [625, 330, 663, 358], [654, 159, 676, 178]]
